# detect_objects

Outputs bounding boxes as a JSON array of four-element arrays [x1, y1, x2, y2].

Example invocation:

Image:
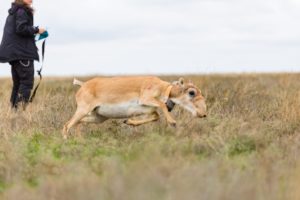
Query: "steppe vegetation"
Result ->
[[0, 74, 300, 200]]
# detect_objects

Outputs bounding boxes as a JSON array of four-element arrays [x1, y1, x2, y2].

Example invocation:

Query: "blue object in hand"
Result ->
[[36, 31, 49, 41]]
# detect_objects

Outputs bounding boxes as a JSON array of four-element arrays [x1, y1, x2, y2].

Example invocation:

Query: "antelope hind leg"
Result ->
[[125, 112, 159, 126], [62, 107, 92, 139]]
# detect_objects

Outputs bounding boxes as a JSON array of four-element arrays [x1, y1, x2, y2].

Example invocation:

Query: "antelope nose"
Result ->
[[198, 113, 207, 118]]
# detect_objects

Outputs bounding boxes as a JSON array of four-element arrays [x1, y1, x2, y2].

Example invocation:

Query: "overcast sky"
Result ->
[[0, 0, 299, 76]]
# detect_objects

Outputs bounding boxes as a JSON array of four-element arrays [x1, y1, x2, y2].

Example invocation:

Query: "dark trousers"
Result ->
[[10, 60, 34, 109]]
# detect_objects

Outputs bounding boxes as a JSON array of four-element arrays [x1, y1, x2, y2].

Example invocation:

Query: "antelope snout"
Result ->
[[198, 113, 207, 118]]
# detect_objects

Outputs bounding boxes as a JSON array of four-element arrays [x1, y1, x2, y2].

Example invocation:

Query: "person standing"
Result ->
[[0, 0, 45, 110]]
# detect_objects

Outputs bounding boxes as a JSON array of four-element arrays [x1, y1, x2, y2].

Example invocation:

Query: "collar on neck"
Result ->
[[164, 84, 176, 112]]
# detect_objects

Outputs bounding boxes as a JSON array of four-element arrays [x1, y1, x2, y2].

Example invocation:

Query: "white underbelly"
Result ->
[[96, 99, 156, 118]]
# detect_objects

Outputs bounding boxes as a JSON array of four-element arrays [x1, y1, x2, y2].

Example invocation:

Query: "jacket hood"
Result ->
[[8, 3, 19, 15], [8, 3, 30, 15]]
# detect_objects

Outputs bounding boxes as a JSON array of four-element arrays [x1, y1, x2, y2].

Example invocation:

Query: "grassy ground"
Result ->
[[0, 74, 300, 200]]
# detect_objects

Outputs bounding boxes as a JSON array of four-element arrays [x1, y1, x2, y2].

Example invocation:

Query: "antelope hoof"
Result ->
[[169, 121, 177, 128], [124, 119, 130, 125], [62, 127, 68, 140], [124, 119, 135, 126]]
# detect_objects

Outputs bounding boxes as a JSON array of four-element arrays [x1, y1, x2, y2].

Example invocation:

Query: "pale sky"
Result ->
[[0, 0, 299, 76]]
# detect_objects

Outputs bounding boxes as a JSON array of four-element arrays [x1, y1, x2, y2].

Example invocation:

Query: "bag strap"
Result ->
[[29, 39, 46, 103]]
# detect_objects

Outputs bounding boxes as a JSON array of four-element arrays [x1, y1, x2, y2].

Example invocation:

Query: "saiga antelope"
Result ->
[[63, 76, 207, 139]]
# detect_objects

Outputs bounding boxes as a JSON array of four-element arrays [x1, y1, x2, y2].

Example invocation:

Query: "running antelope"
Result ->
[[63, 76, 207, 139]]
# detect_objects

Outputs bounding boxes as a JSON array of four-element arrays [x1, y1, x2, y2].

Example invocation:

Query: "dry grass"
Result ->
[[0, 74, 300, 200]]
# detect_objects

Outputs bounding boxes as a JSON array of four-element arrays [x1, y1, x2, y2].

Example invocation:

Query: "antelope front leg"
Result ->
[[140, 99, 177, 126], [125, 112, 159, 126]]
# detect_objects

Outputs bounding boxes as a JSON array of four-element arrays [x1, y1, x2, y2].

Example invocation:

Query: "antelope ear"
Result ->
[[172, 77, 185, 86], [179, 77, 185, 86]]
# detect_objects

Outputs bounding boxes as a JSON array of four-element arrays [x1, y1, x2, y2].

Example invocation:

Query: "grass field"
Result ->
[[0, 74, 300, 200]]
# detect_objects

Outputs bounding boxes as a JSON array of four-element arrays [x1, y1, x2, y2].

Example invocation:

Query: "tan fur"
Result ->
[[62, 76, 207, 139]]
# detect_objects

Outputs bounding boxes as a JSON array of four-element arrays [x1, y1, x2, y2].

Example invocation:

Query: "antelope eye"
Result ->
[[189, 90, 196, 97]]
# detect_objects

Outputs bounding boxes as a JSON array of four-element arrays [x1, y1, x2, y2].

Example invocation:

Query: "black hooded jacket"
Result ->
[[0, 3, 39, 63]]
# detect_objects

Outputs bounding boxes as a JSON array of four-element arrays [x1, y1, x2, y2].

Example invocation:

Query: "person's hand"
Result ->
[[38, 28, 46, 34]]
